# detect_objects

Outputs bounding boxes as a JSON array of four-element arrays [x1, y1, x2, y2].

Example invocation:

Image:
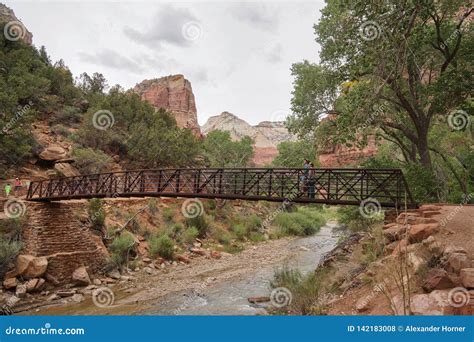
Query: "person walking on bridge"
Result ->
[[301, 159, 310, 194], [307, 163, 316, 199]]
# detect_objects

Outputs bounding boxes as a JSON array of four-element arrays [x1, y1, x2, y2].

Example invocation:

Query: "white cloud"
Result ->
[[5, 0, 323, 125], [123, 4, 201, 48]]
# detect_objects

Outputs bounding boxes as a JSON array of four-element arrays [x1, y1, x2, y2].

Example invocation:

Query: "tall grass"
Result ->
[[270, 265, 329, 315], [273, 207, 326, 236]]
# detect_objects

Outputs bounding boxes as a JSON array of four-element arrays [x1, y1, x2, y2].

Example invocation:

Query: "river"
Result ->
[[24, 223, 342, 316], [138, 223, 341, 315]]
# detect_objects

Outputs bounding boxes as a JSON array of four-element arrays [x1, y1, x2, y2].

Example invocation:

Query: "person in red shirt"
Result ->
[[14, 177, 22, 196]]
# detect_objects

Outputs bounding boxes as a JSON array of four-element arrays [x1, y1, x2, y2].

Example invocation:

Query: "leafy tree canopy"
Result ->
[[201, 130, 254, 167]]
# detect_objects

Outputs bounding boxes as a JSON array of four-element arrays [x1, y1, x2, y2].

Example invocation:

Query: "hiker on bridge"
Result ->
[[307, 163, 316, 199], [301, 159, 310, 193]]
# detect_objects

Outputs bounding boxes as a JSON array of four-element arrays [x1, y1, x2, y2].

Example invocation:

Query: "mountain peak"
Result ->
[[0, 3, 33, 45], [201, 112, 296, 165]]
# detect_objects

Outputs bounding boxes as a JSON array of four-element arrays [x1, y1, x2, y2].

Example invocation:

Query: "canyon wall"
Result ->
[[134, 75, 201, 135]]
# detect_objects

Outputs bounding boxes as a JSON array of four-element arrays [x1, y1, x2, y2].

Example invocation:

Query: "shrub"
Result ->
[[182, 226, 199, 244], [162, 208, 174, 222], [274, 207, 325, 236], [270, 266, 302, 289], [88, 198, 105, 233], [73, 147, 113, 174], [337, 206, 382, 232], [249, 232, 265, 242], [232, 224, 248, 241], [185, 215, 209, 238], [123, 214, 140, 234], [222, 243, 244, 254], [167, 223, 184, 240], [360, 226, 385, 265], [148, 198, 158, 216], [149, 234, 175, 260], [109, 233, 135, 269], [207, 199, 217, 211], [210, 225, 232, 245], [0, 218, 24, 241], [51, 124, 70, 137], [0, 236, 22, 278], [246, 214, 262, 232], [270, 266, 329, 315]]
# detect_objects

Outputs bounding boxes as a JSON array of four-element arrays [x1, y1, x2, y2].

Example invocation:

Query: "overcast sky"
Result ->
[[5, 0, 323, 125]]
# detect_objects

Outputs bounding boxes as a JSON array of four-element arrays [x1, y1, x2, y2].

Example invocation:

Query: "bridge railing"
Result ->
[[26, 168, 416, 208]]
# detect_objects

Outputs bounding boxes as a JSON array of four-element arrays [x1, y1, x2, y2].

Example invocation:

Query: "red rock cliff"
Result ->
[[134, 75, 201, 135], [318, 114, 379, 167], [318, 136, 379, 167]]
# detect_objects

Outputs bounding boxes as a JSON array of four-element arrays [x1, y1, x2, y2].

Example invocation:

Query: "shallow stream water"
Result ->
[[139, 223, 341, 315]]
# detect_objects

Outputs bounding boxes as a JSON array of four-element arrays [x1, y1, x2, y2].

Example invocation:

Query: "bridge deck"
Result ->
[[26, 168, 417, 208]]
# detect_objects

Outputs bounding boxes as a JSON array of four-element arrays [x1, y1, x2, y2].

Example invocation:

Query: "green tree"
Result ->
[[201, 130, 254, 167], [77, 72, 108, 95], [288, 0, 473, 200], [127, 109, 200, 167], [290, 1, 473, 167], [272, 140, 317, 167]]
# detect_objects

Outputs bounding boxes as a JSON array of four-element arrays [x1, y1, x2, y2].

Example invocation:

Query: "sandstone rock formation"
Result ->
[[0, 4, 33, 45], [16, 255, 48, 279], [38, 144, 68, 162], [72, 266, 91, 286], [54, 162, 80, 177], [134, 75, 201, 135], [317, 114, 379, 167], [201, 111, 296, 166], [318, 135, 379, 167]]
